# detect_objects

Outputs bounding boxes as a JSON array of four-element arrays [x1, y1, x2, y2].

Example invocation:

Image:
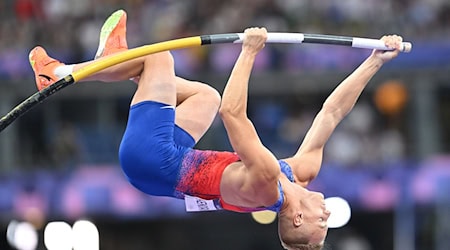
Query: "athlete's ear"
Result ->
[[293, 212, 303, 227]]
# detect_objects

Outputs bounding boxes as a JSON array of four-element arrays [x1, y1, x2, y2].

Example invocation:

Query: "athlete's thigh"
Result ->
[[174, 77, 221, 143], [131, 52, 177, 107]]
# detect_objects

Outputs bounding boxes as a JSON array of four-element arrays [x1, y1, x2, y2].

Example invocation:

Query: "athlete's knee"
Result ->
[[197, 83, 221, 108], [144, 51, 174, 70]]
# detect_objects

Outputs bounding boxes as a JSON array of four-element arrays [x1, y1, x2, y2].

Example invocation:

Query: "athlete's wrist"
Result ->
[[366, 54, 385, 69], [240, 48, 259, 58]]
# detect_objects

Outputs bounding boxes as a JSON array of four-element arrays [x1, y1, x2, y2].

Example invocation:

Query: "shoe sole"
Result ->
[[95, 10, 124, 59]]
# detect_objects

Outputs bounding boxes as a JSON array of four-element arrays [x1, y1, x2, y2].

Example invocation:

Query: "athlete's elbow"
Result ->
[[219, 105, 244, 120], [321, 102, 348, 122], [323, 89, 361, 118]]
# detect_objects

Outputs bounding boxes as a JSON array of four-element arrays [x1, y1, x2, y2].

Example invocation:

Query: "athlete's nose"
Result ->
[[324, 209, 331, 220]]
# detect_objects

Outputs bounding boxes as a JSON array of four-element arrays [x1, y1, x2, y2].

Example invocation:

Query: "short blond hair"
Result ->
[[278, 213, 324, 250]]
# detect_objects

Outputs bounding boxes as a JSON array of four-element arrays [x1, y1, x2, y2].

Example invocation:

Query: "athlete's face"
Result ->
[[277, 189, 331, 248], [300, 190, 331, 244]]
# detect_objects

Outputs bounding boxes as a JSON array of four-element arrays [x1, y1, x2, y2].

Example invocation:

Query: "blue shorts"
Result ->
[[119, 101, 195, 196]]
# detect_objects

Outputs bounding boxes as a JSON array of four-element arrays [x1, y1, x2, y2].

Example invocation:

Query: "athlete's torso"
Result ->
[[175, 149, 295, 213], [175, 149, 240, 199]]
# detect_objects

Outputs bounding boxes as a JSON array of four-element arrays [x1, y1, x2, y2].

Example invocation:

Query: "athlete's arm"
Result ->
[[219, 28, 280, 206], [287, 35, 403, 185]]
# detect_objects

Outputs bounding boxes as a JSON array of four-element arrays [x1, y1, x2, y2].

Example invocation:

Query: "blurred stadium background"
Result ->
[[1, 0, 450, 249]]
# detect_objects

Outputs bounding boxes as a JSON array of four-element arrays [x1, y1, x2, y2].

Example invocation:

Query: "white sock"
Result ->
[[54, 65, 74, 79]]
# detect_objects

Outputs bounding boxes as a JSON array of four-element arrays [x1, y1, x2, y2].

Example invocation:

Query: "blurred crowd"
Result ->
[[1, 3, 448, 249], [0, 3, 450, 249], [1, 0, 450, 79]]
